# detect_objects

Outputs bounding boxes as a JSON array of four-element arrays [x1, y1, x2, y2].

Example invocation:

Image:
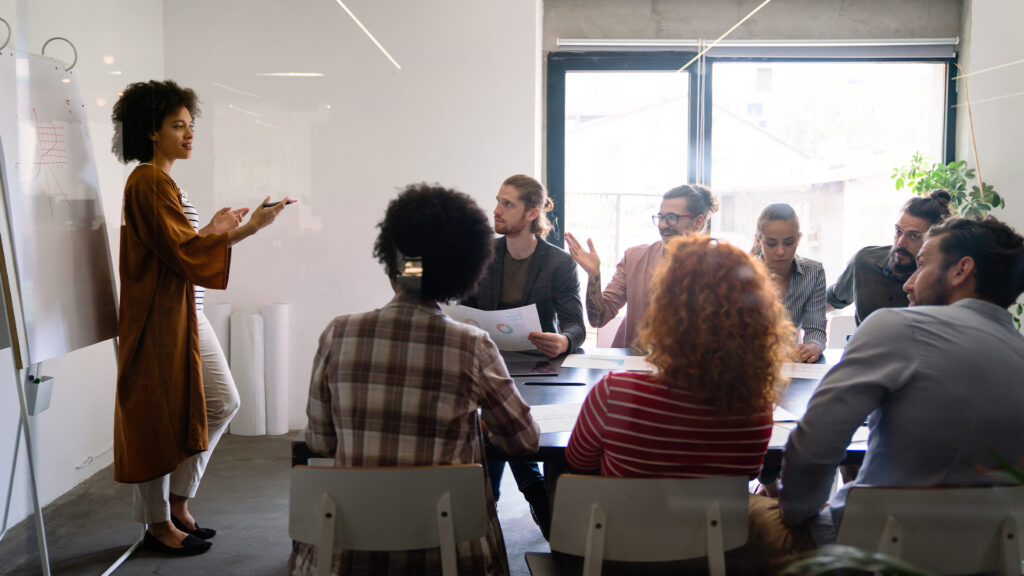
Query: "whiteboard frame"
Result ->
[[0, 49, 119, 369]]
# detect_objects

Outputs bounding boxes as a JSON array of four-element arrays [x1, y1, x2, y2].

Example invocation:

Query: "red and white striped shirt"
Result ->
[[565, 372, 772, 479]]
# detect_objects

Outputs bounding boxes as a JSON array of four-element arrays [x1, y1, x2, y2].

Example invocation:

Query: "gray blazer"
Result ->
[[464, 237, 585, 353]]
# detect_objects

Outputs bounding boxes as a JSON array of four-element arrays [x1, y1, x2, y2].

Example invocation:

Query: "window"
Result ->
[[563, 70, 690, 283], [548, 48, 955, 286]]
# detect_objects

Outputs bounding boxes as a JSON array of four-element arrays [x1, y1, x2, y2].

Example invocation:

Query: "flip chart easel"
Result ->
[[0, 45, 120, 575]]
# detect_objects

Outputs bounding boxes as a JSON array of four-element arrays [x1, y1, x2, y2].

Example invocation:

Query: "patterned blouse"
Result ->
[[289, 294, 540, 576], [780, 256, 827, 351]]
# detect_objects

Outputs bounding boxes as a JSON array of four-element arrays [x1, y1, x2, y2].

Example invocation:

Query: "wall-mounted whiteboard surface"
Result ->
[[0, 50, 117, 366]]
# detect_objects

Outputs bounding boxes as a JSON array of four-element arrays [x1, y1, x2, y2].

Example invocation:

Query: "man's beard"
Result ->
[[888, 247, 917, 278]]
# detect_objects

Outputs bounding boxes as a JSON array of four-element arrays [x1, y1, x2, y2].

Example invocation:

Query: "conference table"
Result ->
[[292, 347, 867, 470]]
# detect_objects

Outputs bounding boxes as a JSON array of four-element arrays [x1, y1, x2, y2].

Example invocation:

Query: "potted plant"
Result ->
[[892, 152, 1003, 218]]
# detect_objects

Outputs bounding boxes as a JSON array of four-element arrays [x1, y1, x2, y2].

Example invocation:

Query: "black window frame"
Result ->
[[546, 50, 959, 247]]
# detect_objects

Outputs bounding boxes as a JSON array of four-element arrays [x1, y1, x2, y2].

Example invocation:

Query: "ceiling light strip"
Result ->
[[334, 0, 402, 71]]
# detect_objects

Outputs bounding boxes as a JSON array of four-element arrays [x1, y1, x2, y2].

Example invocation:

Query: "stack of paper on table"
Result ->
[[531, 403, 801, 435], [780, 362, 831, 380], [561, 351, 653, 372], [529, 402, 582, 434]]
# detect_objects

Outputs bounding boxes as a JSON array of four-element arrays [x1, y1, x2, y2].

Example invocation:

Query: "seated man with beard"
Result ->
[[826, 189, 951, 324]]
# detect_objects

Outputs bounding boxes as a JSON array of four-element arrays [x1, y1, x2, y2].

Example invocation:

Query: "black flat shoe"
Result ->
[[142, 531, 212, 556], [171, 514, 217, 540]]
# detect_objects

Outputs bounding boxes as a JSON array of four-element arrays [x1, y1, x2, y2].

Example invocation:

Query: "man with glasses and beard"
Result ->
[[826, 190, 952, 324], [565, 184, 719, 349]]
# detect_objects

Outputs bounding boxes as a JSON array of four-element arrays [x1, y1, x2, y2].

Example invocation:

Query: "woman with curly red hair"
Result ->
[[565, 235, 793, 478]]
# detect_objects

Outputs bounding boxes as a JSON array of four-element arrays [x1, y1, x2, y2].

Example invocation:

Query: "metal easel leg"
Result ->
[[14, 370, 50, 576], [99, 526, 145, 576]]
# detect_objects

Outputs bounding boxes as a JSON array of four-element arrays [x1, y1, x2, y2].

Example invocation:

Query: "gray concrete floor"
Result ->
[[0, 433, 547, 575]]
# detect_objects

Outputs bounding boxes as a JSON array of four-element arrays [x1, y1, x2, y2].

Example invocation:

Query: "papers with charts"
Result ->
[[441, 303, 543, 351], [561, 351, 653, 372]]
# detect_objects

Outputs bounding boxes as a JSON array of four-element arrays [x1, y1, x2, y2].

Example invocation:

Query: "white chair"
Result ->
[[525, 475, 750, 576], [826, 314, 857, 349], [836, 484, 1024, 575], [595, 314, 625, 348], [289, 464, 489, 576]]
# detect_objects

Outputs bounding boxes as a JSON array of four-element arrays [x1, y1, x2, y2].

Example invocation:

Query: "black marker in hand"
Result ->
[[263, 199, 297, 208]]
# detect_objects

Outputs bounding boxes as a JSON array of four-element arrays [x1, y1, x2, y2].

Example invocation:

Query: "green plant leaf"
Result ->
[[983, 446, 1024, 484], [783, 545, 935, 576]]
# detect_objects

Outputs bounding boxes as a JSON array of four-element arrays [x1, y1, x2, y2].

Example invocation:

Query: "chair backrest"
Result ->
[[289, 464, 489, 576], [826, 314, 857, 349], [548, 475, 749, 576], [596, 314, 625, 348], [837, 484, 1024, 576]]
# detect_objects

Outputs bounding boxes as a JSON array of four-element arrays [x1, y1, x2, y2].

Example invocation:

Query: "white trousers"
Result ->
[[132, 310, 240, 523]]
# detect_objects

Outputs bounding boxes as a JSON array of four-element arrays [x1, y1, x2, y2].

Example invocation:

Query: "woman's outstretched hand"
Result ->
[[227, 196, 295, 246], [201, 207, 249, 236], [248, 195, 295, 232]]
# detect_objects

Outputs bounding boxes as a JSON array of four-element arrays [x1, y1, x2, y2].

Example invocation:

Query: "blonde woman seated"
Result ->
[[752, 203, 827, 363]]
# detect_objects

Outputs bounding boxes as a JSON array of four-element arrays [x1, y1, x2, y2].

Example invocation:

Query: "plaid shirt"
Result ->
[[289, 295, 540, 576]]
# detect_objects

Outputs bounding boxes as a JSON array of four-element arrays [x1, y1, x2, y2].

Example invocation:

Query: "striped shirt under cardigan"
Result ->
[[289, 294, 540, 576], [178, 190, 205, 312], [565, 372, 772, 478]]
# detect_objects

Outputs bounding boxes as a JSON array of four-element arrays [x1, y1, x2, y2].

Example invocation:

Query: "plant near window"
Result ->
[[891, 152, 1003, 218]]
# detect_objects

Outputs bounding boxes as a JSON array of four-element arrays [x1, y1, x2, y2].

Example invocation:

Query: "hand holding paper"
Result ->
[[441, 303, 543, 351]]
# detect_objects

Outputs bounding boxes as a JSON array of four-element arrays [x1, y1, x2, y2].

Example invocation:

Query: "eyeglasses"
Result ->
[[651, 213, 697, 227]]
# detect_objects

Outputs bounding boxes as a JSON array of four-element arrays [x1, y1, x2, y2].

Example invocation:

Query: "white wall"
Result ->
[[959, 0, 1024, 232], [0, 0, 163, 532], [161, 0, 542, 428], [959, 0, 1024, 320]]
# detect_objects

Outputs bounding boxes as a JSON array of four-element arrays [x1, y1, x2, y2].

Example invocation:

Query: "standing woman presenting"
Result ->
[[111, 80, 292, 555]]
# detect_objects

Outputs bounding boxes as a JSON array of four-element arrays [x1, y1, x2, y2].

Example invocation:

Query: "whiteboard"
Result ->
[[0, 49, 117, 367]]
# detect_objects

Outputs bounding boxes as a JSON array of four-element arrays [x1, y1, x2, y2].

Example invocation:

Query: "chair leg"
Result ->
[[876, 515, 902, 559], [317, 493, 337, 576], [706, 501, 725, 576], [437, 492, 458, 576], [582, 503, 606, 576], [998, 516, 1021, 576]]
